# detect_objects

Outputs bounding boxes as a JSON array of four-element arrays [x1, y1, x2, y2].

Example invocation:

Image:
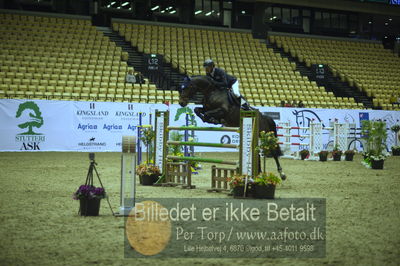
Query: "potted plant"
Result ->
[[392, 146, 400, 156], [136, 163, 161, 185], [361, 120, 388, 170], [227, 174, 252, 197], [331, 145, 342, 161], [344, 150, 356, 161], [318, 151, 329, 161], [256, 131, 279, 171], [299, 149, 310, 160], [73, 185, 106, 216], [253, 172, 282, 199]]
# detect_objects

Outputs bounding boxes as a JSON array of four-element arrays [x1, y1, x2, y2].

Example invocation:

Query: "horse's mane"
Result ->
[[189, 75, 215, 87]]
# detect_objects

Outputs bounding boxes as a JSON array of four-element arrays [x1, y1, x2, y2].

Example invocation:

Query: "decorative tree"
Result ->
[[256, 131, 279, 173], [15, 101, 44, 135], [140, 128, 155, 164]]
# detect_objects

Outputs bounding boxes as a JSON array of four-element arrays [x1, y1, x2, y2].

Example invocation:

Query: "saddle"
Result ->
[[226, 89, 252, 111], [226, 89, 240, 106]]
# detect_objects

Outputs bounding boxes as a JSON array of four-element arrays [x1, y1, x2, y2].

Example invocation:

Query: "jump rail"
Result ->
[[167, 141, 238, 149], [167, 126, 239, 132], [166, 155, 238, 166]]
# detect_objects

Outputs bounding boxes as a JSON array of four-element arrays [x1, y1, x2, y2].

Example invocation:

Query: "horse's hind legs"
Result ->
[[273, 156, 287, 180]]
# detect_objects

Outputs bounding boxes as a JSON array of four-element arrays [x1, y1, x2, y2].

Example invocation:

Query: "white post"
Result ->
[[118, 136, 136, 216], [154, 111, 166, 172], [310, 122, 322, 159], [334, 123, 348, 151], [241, 117, 253, 176]]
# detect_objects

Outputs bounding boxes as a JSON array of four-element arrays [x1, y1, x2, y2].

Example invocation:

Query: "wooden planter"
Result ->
[[232, 186, 247, 197], [371, 159, 384, 170], [141, 174, 159, 186], [319, 153, 328, 161], [253, 184, 276, 199], [79, 198, 101, 216], [345, 153, 354, 161], [332, 153, 342, 161]]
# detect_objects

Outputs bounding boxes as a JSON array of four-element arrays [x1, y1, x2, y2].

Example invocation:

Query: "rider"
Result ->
[[203, 59, 250, 110]]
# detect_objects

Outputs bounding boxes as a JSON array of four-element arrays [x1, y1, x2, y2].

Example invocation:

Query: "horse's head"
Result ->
[[179, 76, 194, 107], [179, 76, 214, 107]]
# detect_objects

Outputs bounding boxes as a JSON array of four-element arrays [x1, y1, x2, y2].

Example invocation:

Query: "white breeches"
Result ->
[[232, 80, 240, 97]]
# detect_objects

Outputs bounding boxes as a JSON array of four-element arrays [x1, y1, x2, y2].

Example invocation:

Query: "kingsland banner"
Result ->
[[0, 99, 399, 152]]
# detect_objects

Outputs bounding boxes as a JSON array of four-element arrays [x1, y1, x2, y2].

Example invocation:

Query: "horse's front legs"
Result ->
[[194, 107, 207, 122], [203, 108, 226, 125]]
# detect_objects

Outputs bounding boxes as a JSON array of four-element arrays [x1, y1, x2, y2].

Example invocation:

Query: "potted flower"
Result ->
[[299, 149, 310, 160], [369, 154, 387, 169], [227, 174, 252, 197], [392, 146, 400, 156], [253, 172, 282, 199], [318, 151, 329, 161], [331, 145, 342, 161], [344, 150, 356, 161], [256, 131, 279, 171], [136, 163, 161, 185], [361, 120, 388, 170], [73, 185, 106, 216]]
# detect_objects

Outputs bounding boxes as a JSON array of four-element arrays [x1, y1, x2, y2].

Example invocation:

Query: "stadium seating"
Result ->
[[1, 11, 397, 110], [113, 22, 361, 109], [270, 35, 400, 110], [0, 13, 178, 104]]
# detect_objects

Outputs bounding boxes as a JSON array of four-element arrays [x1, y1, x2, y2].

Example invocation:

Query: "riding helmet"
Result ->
[[203, 59, 215, 67]]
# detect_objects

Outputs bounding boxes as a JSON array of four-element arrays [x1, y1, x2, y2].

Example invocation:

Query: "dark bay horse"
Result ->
[[179, 76, 286, 180]]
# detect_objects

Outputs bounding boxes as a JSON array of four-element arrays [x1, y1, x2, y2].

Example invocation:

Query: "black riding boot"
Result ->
[[239, 96, 251, 110], [241, 102, 251, 110]]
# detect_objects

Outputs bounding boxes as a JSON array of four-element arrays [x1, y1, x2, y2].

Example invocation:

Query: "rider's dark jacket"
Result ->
[[207, 67, 237, 89]]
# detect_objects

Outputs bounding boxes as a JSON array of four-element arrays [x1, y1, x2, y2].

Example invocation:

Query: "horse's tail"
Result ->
[[262, 113, 282, 157]]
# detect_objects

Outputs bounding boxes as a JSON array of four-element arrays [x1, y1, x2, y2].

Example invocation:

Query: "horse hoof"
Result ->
[[281, 173, 287, 180]]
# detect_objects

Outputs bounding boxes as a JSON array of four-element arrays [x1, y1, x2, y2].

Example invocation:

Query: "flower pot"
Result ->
[[319, 154, 328, 162], [371, 159, 384, 170], [392, 150, 400, 156], [333, 154, 341, 161], [345, 153, 354, 161], [79, 198, 101, 216], [300, 153, 308, 160], [254, 184, 276, 199], [141, 174, 158, 186], [232, 186, 247, 197]]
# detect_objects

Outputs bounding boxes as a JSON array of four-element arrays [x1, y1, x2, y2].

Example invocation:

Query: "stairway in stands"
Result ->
[[97, 27, 186, 92], [264, 40, 375, 109]]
